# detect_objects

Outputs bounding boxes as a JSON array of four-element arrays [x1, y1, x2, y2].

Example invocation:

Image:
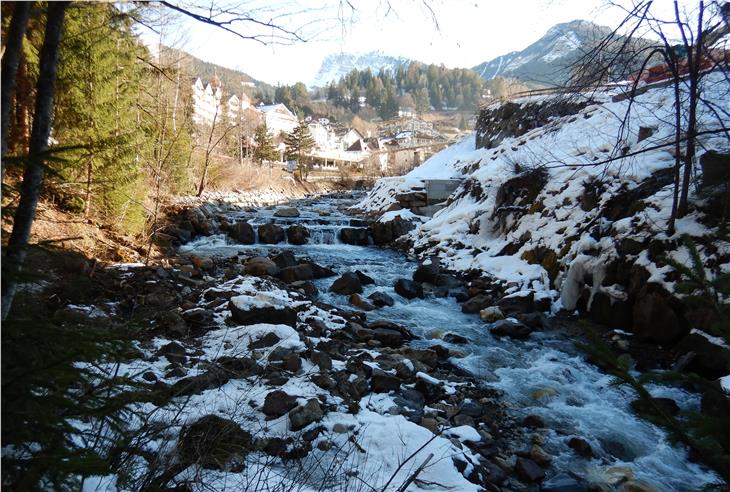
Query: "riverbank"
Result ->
[[5, 193, 724, 490]]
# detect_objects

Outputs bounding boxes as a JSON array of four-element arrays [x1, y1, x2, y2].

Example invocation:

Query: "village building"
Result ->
[[258, 103, 298, 136]]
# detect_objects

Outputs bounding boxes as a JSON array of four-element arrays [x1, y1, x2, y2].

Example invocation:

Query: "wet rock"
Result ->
[[339, 227, 369, 245], [633, 286, 687, 344], [529, 444, 552, 467], [674, 333, 730, 379], [394, 279, 424, 299], [178, 415, 252, 470], [542, 473, 588, 492], [329, 272, 363, 295], [413, 258, 440, 284], [414, 377, 446, 403], [497, 292, 535, 315], [522, 414, 546, 428], [228, 221, 255, 244], [310, 262, 336, 278], [490, 319, 532, 339], [271, 250, 298, 268], [443, 333, 467, 344], [355, 270, 375, 285], [274, 207, 300, 218], [258, 223, 285, 244], [289, 399, 324, 431], [349, 293, 376, 311], [290, 280, 318, 298], [228, 296, 297, 327], [567, 437, 593, 457], [514, 457, 545, 483], [480, 306, 505, 323], [263, 390, 298, 418], [372, 326, 409, 347], [461, 294, 492, 314], [630, 397, 680, 418], [245, 256, 280, 277], [371, 216, 416, 245], [357, 293, 387, 311], [279, 264, 314, 283], [286, 225, 309, 245]]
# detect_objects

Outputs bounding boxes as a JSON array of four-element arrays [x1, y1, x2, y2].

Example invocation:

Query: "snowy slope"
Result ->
[[311, 51, 410, 87], [356, 72, 730, 304]]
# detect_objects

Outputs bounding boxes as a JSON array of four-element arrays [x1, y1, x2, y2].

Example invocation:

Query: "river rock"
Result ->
[[279, 264, 314, 283], [290, 280, 318, 298], [286, 225, 309, 245], [674, 333, 730, 379], [258, 223, 285, 244], [480, 306, 505, 322], [229, 295, 297, 327], [413, 258, 440, 283], [371, 216, 416, 245], [515, 457, 545, 483], [228, 221, 255, 244], [630, 397, 680, 417], [567, 437, 593, 457], [632, 285, 687, 344], [310, 262, 336, 278], [245, 256, 280, 277], [355, 270, 375, 285], [490, 319, 532, 339], [461, 294, 492, 314], [497, 292, 535, 314], [271, 250, 298, 268], [394, 279, 424, 299], [274, 207, 300, 217], [329, 272, 363, 295], [443, 333, 467, 344], [372, 328, 404, 347], [339, 227, 369, 245], [178, 415, 252, 470], [368, 291, 395, 307], [289, 399, 324, 431], [263, 390, 299, 418], [542, 473, 588, 492], [349, 293, 376, 311]]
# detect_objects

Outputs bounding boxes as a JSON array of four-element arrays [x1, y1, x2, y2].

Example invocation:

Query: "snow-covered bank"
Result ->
[[356, 73, 730, 339]]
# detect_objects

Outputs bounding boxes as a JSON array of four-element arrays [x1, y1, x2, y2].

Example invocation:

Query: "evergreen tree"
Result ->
[[252, 123, 278, 165], [284, 120, 315, 180]]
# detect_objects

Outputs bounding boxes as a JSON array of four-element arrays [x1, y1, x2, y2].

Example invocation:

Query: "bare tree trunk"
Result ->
[[197, 106, 218, 197], [2, 2, 69, 321], [1, 1, 32, 160]]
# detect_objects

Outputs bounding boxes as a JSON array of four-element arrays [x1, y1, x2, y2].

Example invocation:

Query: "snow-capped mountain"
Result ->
[[472, 20, 614, 87], [310, 51, 410, 87]]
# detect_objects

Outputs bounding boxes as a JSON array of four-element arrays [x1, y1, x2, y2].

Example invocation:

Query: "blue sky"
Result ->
[[145, 0, 677, 86]]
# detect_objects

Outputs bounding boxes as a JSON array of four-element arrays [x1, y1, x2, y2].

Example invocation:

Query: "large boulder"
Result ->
[[274, 207, 300, 218], [371, 216, 416, 245], [490, 319, 532, 339], [258, 223, 285, 244], [674, 333, 730, 379], [339, 227, 369, 245], [271, 250, 298, 268], [289, 399, 323, 431], [394, 279, 424, 300], [329, 272, 363, 295], [228, 221, 255, 244], [245, 256, 280, 277], [368, 291, 395, 307], [178, 415, 252, 470], [350, 293, 377, 311], [413, 258, 440, 284], [462, 294, 493, 314], [229, 294, 297, 327], [279, 264, 315, 283], [633, 285, 687, 344], [287, 225, 309, 245]]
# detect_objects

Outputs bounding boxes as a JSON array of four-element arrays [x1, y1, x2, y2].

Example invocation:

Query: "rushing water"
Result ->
[[181, 195, 722, 491]]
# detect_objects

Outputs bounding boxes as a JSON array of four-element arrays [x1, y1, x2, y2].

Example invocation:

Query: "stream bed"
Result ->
[[180, 194, 721, 491]]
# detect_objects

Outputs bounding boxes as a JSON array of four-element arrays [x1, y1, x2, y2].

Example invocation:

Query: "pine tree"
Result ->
[[252, 123, 278, 165], [284, 120, 315, 180]]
